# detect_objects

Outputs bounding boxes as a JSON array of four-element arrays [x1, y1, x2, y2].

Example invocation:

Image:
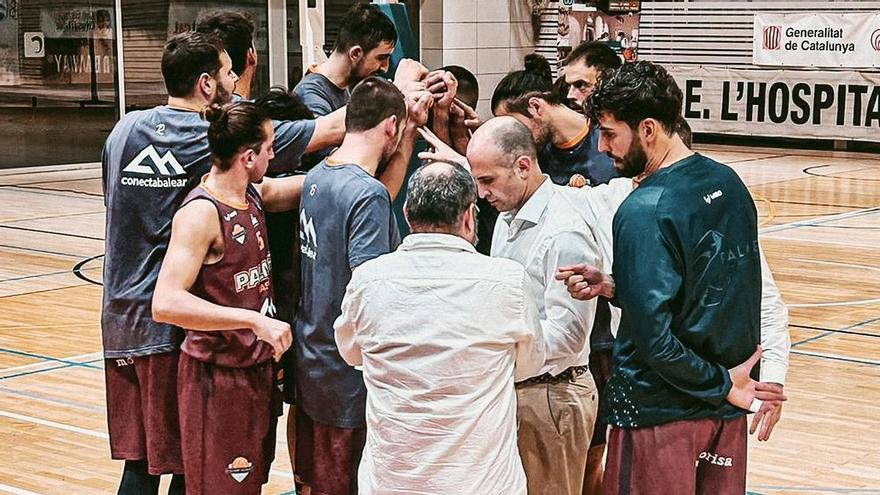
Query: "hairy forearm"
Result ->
[[379, 124, 418, 200]]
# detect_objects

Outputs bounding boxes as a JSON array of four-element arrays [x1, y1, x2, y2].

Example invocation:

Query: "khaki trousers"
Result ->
[[516, 371, 599, 495]]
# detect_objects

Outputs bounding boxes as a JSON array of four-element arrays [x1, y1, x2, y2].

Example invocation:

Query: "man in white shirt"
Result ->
[[334, 160, 546, 495], [467, 116, 603, 495]]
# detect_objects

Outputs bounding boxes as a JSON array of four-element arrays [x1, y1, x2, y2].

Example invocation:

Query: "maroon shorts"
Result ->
[[178, 353, 281, 495], [589, 347, 614, 447], [104, 351, 183, 475], [295, 408, 366, 495], [603, 416, 747, 495]]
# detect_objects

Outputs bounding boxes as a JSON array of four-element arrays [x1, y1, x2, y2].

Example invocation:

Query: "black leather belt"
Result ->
[[516, 365, 590, 386]]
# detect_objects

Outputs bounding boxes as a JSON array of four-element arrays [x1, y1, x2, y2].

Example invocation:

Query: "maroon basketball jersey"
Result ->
[[179, 180, 275, 368]]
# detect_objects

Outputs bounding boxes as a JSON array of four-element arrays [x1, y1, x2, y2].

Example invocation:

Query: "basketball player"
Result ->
[[152, 100, 305, 494], [295, 77, 430, 495], [101, 31, 339, 494], [559, 61, 787, 493], [196, 10, 258, 100]]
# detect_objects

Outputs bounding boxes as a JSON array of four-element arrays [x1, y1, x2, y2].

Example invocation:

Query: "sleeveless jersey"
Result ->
[[179, 181, 275, 368]]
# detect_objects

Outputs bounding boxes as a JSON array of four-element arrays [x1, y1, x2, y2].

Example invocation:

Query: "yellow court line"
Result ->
[[753, 192, 777, 228]]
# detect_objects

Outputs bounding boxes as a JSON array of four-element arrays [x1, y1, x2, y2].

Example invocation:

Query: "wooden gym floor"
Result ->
[[0, 144, 878, 494]]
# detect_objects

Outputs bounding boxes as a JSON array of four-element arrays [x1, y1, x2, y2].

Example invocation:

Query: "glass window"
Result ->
[[0, 1, 118, 168], [120, 0, 270, 110]]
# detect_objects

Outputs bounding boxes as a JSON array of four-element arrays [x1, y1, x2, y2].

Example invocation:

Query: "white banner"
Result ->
[[668, 65, 880, 142], [754, 13, 880, 68]]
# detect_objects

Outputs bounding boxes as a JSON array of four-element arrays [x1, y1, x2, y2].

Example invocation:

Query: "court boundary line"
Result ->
[[0, 224, 104, 241], [0, 386, 104, 413], [0, 351, 101, 374], [760, 206, 880, 235], [0, 243, 86, 259], [0, 409, 109, 439], [0, 482, 45, 495], [0, 348, 102, 369], [791, 350, 880, 367]]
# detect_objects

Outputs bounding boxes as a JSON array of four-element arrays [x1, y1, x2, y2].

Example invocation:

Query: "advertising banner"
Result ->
[[753, 13, 880, 68], [670, 65, 880, 142]]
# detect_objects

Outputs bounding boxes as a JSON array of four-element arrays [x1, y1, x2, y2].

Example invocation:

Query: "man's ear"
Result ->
[[242, 148, 257, 170], [516, 155, 533, 178], [199, 73, 215, 98], [349, 45, 364, 63], [528, 96, 543, 117], [641, 118, 660, 144], [247, 46, 258, 68], [384, 115, 398, 137]]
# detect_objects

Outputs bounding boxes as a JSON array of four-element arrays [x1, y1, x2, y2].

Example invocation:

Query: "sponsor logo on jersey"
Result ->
[[703, 190, 723, 204], [299, 209, 318, 260], [250, 214, 259, 227], [234, 258, 272, 293], [226, 456, 253, 483], [259, 297, 276, 317], [224, 210, 238, 222], [232, 224, 246, 245], [120, 145, 187, 188]]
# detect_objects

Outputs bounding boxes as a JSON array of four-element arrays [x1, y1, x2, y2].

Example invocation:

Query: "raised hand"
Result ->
[[555, 263, 615, 300], [416, 127, 468, 169], [406, 90, 435, 128]]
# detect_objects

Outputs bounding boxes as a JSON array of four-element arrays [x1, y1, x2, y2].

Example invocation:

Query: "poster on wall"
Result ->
[[669, 65, 880, 142], [557, 0, 640, 71], [40, 7, 115, 84], [0, 5, 20, 85], [754, 13, 880, 68]]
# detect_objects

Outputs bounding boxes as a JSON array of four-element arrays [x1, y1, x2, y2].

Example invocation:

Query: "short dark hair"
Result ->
[[405, 161, 477, 231], [441, 65, 479, 107], [587, 61, 682, 134], [345, 77, 406, 133], [256, 86, 315, 121], [196, 11, 256, 77], [567, 41, 621, 74], [334, 3, 397, 54], [491, 53, 564, 116], [676, 116, 693, 148], [204, 101, 269, 171], [161, 31, 224, 98]]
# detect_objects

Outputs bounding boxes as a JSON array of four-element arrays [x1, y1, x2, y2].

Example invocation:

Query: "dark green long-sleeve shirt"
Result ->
[[606, 153, 761, 429]]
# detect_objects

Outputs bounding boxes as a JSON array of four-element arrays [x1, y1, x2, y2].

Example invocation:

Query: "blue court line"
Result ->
[[0, 359, 103, 381], [791, 315, 880, 348], [791, 350, 880, 367], [0, 348, 102, 369], [791, 331, 835, 348], [761, 206, 880, 235]]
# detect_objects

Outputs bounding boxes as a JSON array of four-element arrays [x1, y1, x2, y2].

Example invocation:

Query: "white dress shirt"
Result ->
[[334, 233, 545, 495], [563, 177, 791, 385], [492, 177, 603, 378]]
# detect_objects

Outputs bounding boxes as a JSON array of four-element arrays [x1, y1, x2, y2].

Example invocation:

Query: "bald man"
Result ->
[[467, 117, 603, 495], [335, 161, 546, 494]]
